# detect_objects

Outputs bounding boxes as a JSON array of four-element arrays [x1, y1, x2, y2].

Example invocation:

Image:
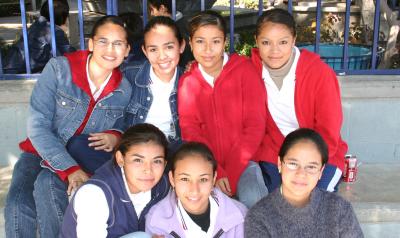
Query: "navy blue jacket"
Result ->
[[2, 16, 75, 74], [60, 160, 170, 238]]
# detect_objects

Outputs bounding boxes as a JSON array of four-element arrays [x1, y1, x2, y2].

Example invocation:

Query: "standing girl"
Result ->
[[122, 16, 185, 152], [178, 10, 267, 208], [61, 123, 170, 237], [251, 8, 347, 193], [245, 128, 363, 238], [5, 16, 131, 237], [146, 142, 247, 237]]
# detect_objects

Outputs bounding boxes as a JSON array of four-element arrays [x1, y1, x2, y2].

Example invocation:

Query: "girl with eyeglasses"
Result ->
[[5, 15, 131, 237], [251, 8, 347, 194], [245, 128, 363, 238]]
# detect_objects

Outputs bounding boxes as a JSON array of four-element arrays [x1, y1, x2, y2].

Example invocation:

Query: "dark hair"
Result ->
[[90, 15, 128, 41], [279, 128, 328, 165], [148, 0, 172, 14], [119, 12, 143, 42], [40, 0, 69, 26], [115, 123, 169, 158], [255, 8, 296, 38], [188, 10, 227, 38], [143, 16, 184, 45], [171, 142, 217, 175]]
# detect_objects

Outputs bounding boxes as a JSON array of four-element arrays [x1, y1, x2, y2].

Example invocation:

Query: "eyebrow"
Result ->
[[177, 173, 211, 176], [131, 154, 165, 160], [145, 41, 176, 48], [193, 36, 223, 39]]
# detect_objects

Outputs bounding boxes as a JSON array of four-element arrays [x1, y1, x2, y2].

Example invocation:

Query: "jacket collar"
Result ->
[[135, 60, 182, 92], [149, 188, 245, 235], [65, 50, 123, 100]]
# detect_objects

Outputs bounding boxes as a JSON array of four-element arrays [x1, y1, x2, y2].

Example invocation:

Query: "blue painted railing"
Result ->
[[0, 0, 399, 80]]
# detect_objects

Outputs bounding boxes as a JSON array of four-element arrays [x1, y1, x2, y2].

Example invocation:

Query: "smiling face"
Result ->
[[88, 22, 130, 72], [169, 154, 216, 215], [116, 141, 166, 194], [142, 24, 184, 82], [190, 25, 225, 77], [278, 140, 324, 207], [255, 22, 295, 69]]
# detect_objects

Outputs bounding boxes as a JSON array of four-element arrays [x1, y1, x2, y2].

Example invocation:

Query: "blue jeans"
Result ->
[[236, 161, 268, 208], [5, 152, 68, 238]]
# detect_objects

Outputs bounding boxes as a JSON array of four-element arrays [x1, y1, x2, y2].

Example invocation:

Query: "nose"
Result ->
[[295, 166, 307, 177], [189, 181, 200, 194], [159, 49, 167, 60], [205, 41, 212, 53], [143, 161, 151, 174]]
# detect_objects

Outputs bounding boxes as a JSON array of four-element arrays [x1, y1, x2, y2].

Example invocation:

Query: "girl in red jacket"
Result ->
[[178, 10, 267, 208], [251, 8, 347, 193]]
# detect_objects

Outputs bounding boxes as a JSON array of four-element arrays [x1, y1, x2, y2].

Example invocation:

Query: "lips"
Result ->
[[102, 55, 117, 61], [158, 61, 172, 70]]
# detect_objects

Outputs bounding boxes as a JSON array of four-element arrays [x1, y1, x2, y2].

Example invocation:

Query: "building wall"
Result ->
[[0, 76, 400, 167]]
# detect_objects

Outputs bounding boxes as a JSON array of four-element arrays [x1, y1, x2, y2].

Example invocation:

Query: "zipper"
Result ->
[[213, 229, 224, 238], [170, 231, 181, 238]]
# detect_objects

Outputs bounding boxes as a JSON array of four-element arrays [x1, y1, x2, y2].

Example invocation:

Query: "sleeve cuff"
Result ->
[[103, 130, 122, 139]]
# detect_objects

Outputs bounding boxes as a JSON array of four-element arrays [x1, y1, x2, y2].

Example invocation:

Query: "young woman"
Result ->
[[146, 142, 247, 237], [245, 128, 363, 238], [61, 123, 170, 237], [178, 10, 267, 208], [5, 16, 131, 237], [251, 8, 347, 193], [122, 16, 185, 153]]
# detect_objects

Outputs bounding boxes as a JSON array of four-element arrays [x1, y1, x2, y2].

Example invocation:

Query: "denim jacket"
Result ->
[[27, 54, 132, 171], [122, 60, 182, 146]]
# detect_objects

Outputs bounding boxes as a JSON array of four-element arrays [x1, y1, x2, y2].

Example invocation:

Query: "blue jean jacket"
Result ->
[[122, 60, 182, 148], [28, 56, 132, 171]]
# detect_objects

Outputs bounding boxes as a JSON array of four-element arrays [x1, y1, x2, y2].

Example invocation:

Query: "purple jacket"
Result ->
[[145, 188, 247, 238]]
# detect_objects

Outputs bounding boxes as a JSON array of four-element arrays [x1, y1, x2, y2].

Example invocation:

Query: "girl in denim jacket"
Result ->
[[121, 16, 185, 153], [5, 16, 131, 238]]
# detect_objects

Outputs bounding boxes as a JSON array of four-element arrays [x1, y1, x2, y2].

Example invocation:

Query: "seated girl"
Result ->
[[61, 123, 170, 237], [122, 16, 186, 153], [178, 10, 267, 208], [146, 142, 247, 237], [245, 128, 363, 238], [251, 8, 347, 193], [5, 15, 131, 238]]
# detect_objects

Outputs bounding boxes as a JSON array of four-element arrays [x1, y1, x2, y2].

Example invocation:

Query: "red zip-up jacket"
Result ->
[[251, 48, 347, 171], [178, 53, 266, 194]]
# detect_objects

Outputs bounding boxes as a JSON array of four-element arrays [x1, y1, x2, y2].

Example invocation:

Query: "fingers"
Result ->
[[217, 178, 232, 196]]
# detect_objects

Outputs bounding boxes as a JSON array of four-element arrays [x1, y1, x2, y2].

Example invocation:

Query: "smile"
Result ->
[[102, 55, 117, 61]]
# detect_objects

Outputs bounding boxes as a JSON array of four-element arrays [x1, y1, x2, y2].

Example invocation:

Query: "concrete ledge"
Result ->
[[339, 75, 400, 99], [0, 80, 35, 104]]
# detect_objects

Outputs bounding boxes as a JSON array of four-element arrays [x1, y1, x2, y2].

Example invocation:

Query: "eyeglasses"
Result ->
[[282, 160, 322, 175], [93, 38, 128, 50]]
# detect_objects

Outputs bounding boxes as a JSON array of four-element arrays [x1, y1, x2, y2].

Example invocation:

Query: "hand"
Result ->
[[216, 177, 232, 196], [88, 132, 119, 152], [152, 235, 165, 238], [67, 169, 89, 196]]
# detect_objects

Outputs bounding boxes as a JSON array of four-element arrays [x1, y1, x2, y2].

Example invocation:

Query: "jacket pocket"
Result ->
[[54, 90, 79, 122], [105, 108, 124, 121]]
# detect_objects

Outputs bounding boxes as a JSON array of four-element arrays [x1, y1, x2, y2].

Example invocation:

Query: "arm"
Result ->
[[74, 184, 109, 237], [28, 58, 79, 172], [225, 62, 267, 191], [244, 209, 271, 238], [339, 201, 364, 238], [313, 64, 346, 164]]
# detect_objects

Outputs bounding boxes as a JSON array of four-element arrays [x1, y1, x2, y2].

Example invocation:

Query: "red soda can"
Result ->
[[343, 154, 357, 182]]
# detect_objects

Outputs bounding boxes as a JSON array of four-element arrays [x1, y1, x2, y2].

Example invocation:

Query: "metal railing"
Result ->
[[0, 0, 399, 80]]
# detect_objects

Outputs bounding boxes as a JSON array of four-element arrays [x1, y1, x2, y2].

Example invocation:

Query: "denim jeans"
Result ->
[[236, 161, 268, 208], [5, 152, 69, 238]]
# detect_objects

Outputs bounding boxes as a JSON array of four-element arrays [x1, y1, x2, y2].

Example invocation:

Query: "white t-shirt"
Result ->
[[86, 55, 112, 101], [145, 67, 177, 138], [262, 47, 301, 136]]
